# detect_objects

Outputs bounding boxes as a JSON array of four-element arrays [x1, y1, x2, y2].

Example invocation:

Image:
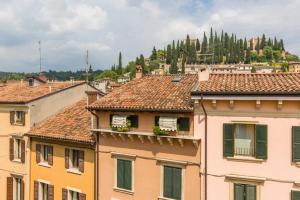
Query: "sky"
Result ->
[[0, 0, 299, 72]]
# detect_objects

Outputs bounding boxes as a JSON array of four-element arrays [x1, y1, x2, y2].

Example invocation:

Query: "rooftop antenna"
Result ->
[[38, 40, 42, 73], [84, 50, 91, 83]]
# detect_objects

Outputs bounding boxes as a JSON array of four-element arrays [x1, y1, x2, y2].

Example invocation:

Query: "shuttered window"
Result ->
[[292, 126, 300, 162], [9, 138, 25, 163], [223, 123, 268, 159], [117, 159, 132, 191], [163, 166, 182, 200], [234, 184, 256, 200], [178, 117, 190, 131], [10, 111, 25, 126], [292, 190, 300, 200]]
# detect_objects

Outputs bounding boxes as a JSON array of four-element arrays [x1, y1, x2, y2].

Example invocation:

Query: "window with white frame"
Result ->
[[10, 111, 25, 126], [70, 149, 80, 169], [41, 145, 50, 163], [14, 177, 22, 200], [234, 124, 255, 157], [162, 165, 182, 200], [14, 138, 22, 160], [69, 190, 79, 200], [40, 182, 49, 200]]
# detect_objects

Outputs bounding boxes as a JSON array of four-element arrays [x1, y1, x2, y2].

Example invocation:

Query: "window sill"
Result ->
[[12, 159, 22, 163], [67, 168, 82, 175], [226, 156, 265, 163], [113, 187, 134, 195], [38, 162, 51, 168], [11, 123, 25, 126], [158, 196, 178, 200]]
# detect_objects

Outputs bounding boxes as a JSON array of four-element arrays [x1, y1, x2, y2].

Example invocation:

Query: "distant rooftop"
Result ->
[[192, 73, 300, 95], [0, 80, 85, 103]]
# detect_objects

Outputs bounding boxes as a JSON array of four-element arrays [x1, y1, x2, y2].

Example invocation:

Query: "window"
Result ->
[[14, 177, 22, 200], [110, 114, 139, 128], [163, 166, 182, 200], [65, 149, 84, 173], [41, 145, 50, 163], [10, 138, 25, 163], [116, 159, 132, 191], [7, 176, 24, 200], [234, 184, 256, 200], [223, 123, 267, 159], [28, 78, 34, 86], [69, 190, 79, 200], [10, 111, 25, 126], [127, 115, 138, 128], [15, 139, 22, 160], [41, 183, 49, 200], [70, 149, 79, 169], [155, 116, 190, 132], [291, 190, 300, 200]]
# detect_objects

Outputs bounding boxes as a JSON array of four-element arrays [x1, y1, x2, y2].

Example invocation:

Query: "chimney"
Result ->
[[86, 91, 99, 105], [198, 68, 209, 82], [135, 65, 143, 79]]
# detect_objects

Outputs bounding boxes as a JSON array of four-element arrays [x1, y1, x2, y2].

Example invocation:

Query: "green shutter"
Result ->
[[117, 160, 124, 189], [246, 185, 256, 200], [109, 114, 113, 125], [172, 167, 182, 200], [178, 118, 190, 131], [234, 184, 244, 200], [124, 160, 132, 190], [163, 166, 173, 198], [292, 191, 300, 200], [128, 115, 138, 128], [155, 116, 160, 126], [292, 126, 300, 162], [255, 125, 268, 159], [223, 124, 234, 157]]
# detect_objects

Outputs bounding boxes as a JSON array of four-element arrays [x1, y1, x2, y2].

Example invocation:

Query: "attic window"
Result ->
[[172, 76, 181, 82], [28, 79, 34, 86], [112, 115, 127, 128]]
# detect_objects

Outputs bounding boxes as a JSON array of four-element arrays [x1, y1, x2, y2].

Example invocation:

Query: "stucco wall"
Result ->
[[29, 139, 94, 200], [0, 106, 30, 200], [98, 135, 201, 200], [195, 100, 300, 200], [29, 83, 93, 126], [98, 111, 194, 136]]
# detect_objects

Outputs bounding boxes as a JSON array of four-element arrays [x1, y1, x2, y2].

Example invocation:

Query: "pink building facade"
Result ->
[[192, 73, 300, 200]]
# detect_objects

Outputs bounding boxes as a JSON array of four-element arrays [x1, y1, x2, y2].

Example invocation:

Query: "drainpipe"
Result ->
[[200, 94, 208, 200], [90, 110, 99, 200]]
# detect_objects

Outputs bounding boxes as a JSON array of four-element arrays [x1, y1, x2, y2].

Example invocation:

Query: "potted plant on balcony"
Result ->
[[111, 120, 131, 132], [152, 125, 178, 136]]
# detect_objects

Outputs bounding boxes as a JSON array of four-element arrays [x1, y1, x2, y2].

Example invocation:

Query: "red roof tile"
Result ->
[[27, 99, 94, 144], [0, 81, 84, 103], [193, 73, 300, 95], [88, 74, 198, 112]]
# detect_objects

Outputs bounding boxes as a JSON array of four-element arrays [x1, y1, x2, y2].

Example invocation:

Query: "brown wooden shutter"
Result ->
[[6, 177, 13, 200], [10, 111, 15, 125], [36, 144, 41, 163], [79, 150, 84, 173], [62, 188, 68, 200], [21, 112, 25, 126], [79, 193, 86, 200], [20, 179, 24, 200], [65, 148, 69, 169], [48, 146, 53, 166], [48, 184, 54, 200], [21, 140, 25, 163], [34, 181, 39, 200], [9, 138, 14, 161]]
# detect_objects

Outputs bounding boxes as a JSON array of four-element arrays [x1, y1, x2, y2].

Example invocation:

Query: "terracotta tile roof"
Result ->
[[0, 81, 84, 103], [88, 74, 198, 112], [193, 73, 300, 95], [27, 99, 94, 144]]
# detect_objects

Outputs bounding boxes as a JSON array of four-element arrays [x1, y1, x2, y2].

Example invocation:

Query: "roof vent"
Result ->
[[172, 75, 182, 82]]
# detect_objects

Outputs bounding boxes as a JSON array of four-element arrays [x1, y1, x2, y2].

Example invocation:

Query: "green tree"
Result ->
[[117, 52, 122, 74], [166, 44, 172, 64], [251, 66, 256, 73], [150, 46, 157, 61], [263, 46, 273, 61]]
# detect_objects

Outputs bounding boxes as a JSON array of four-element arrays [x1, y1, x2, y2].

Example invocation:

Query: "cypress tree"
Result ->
[[117, 52, 122, 74], [166, 44, 172, 64], [150, 46, 157, 60], [255, 37, 260, 53], [260, 34, 266, 49], [196, 39, 200, 51], [274, 37, 278, 50]]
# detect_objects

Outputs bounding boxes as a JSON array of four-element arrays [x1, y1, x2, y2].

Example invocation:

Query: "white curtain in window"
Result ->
[[159, 117, 177, 131], [112, 115, 127, 127], [235, 124, 255, 156]]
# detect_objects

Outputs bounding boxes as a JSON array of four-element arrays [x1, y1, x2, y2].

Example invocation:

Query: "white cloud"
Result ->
[[0, 0, 299, 72]]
